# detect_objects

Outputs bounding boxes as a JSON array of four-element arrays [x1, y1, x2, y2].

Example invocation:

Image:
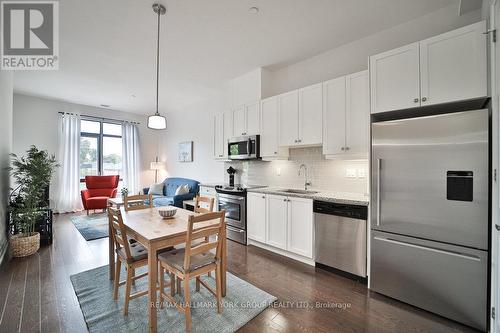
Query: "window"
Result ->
[[80, 119, 123, 181]]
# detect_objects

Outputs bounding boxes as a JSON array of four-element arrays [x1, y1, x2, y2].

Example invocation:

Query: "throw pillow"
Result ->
[[175, 184, 190, 195], [149, 183, 164, 196]]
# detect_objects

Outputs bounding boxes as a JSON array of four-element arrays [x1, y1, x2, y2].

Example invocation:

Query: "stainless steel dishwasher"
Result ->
[[314, 200, 368, 277]]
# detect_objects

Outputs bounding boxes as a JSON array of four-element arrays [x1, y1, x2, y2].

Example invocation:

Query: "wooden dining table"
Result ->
[[108, 206, 227, 333]]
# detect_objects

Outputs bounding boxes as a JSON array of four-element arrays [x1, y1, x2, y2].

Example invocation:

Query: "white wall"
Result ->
[[158, 93, 226, 184], [12, 94, 159, 197], [267, 4, 482, 96], [0, 71, 13, 264]]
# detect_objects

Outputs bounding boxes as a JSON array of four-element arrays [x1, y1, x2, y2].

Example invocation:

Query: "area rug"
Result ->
[[71, 265, 277, 333], [70, 213, 108, 241]]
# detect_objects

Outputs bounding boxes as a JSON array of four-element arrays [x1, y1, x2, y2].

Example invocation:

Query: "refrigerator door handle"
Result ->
[[376, 158, 381, 226], [373, 236, 481, 262]]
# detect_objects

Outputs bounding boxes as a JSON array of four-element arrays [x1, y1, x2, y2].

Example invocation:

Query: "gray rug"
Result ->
[[70, 265, 277, 333], [70, 214, 108, 241]]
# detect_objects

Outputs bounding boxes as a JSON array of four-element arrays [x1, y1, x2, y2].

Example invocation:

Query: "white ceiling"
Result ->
[[13, 0, 459, 114]]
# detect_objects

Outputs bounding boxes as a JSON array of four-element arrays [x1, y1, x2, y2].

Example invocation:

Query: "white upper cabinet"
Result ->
[[345, 70, 370, 157], [232, 105, 246, 137], [279, 84, 323, 147], [245, 101, 261, 135], [419, 21, 486, 106], [298, 83, 323, 146], [222, 110, 233, 158], [370, 42, 420, 114], [213, 110, 233, 160], [370, 21, 487, 114], [287, 197, 313, 258], [232, 101, 260, 137], [278, 90, 299, 147], [323, 76, 346, 156], [261, 96, 279, 157], [213, 113, 224, 159], [247, 192, 267, 243], [323, 70, 369, 159]]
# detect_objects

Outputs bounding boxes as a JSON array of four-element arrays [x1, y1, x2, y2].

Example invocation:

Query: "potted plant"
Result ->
[[9, 146, 58, 257]]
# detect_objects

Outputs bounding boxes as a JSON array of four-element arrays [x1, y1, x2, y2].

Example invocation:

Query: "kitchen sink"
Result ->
[[281, 189, 319, 194]]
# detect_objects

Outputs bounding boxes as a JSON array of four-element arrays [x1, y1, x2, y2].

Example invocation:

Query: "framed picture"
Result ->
[[178, 141, 193, 162]]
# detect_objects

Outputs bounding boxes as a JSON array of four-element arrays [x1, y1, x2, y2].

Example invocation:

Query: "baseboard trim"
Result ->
[[247, 239, 315, 266]]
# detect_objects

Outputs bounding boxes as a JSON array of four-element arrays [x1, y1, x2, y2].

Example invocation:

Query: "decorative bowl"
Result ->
[[158, 207, 177, 219]]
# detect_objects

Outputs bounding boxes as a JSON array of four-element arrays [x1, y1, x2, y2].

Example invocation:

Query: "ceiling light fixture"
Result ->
[[147, 3, 167, 130]]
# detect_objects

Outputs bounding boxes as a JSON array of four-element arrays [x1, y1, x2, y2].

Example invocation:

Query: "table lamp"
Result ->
[[150, 158, 164, 183]]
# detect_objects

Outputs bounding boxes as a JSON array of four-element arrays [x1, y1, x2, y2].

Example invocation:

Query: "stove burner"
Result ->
[[215, 185, 245, 192]]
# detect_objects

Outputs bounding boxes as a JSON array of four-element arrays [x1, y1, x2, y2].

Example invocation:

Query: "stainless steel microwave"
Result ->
[[228, 135, 260, 160]]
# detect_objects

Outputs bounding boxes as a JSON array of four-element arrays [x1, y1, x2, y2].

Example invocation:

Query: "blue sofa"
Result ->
[[143, 177, 200, 208]]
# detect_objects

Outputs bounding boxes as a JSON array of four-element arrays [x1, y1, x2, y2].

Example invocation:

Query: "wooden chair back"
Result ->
[[183, 211, 225, 272], [108, 207, 133, 260], [193, 195, 215, 213], [124, 193, 153, 211]]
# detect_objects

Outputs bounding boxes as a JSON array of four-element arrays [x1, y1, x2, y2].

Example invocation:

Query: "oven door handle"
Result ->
[[218, 196, 245, 202]]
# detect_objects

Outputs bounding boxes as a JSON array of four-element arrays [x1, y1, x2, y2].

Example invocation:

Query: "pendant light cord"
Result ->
[[155, 7, 161, 115]]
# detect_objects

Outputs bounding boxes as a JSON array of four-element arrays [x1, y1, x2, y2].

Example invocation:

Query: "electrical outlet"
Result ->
[[346, 168, 357, 178], [276, 167, 281, 176], [357, 169, 366, 178]]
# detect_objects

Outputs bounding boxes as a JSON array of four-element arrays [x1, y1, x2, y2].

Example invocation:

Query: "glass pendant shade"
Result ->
[[147, 114, 167, 129]]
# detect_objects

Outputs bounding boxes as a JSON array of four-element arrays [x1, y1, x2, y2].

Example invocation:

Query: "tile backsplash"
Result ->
[[224, 147, 369, 195]]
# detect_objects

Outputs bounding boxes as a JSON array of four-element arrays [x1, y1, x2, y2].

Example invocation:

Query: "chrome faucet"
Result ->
[[298, 164, 312, 190]]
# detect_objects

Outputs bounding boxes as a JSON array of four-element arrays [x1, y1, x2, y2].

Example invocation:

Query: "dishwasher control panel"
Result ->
[[313, 201, 367, 220]]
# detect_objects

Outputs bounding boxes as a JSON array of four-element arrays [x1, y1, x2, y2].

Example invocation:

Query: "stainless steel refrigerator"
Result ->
[[370, 109, 489, 331]]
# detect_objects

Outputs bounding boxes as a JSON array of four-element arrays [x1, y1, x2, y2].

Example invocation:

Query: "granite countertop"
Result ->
[[246, 187, 370, 206]]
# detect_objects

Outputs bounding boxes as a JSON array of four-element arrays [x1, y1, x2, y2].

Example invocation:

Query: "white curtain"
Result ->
[[122, 122, 140, 194], [54, 113, 83, 213]]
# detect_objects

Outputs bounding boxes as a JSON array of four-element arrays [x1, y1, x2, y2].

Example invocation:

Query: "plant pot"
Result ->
[[10, 232, 40, 257]]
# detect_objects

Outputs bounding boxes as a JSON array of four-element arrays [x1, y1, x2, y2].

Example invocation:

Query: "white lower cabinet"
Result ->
[[266, 194, 288, 249], [287, 197, 313, 258], [247, 192, 267, 243], [247, 193, 314, 261]]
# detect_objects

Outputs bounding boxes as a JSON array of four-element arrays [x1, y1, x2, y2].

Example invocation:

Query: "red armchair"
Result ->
[[81, 175, 119, 214]]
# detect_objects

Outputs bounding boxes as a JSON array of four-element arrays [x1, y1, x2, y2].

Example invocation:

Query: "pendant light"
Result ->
[[147, 3, 167, 130]]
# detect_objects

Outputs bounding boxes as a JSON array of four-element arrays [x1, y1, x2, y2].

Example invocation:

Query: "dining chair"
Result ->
[[193, 195, 216, 279], [124, 193, 153, 211], [193, 195, 215, 213], [157, 211, 225, 332], [108, 207, 151, 315]]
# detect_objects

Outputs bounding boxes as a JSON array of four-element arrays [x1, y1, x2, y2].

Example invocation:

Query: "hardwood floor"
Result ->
[[0, 212, 480, 333]]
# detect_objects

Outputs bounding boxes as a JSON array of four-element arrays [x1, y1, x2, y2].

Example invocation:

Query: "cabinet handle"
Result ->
[[274, 151, 277, 154], [262, 196, 265, 199], [413, 98, 419, 103], [422, 97, 427, 102], [294, 139, 298, 143], [283, 199, 287, 202], [345, 147, 350, 151], [298, 139, 302, 143], [341, 147, 345, 151]]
